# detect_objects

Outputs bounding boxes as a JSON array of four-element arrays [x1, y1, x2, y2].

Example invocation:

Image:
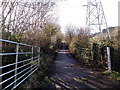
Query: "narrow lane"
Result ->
[[52, 47, 120, 89]]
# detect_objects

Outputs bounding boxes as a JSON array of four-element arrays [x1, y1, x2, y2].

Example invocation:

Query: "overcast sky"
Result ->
[[55, 0, 119, 33]]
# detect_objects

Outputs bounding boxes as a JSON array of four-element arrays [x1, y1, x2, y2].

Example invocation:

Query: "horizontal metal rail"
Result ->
[[4, 64, 38, 89], [0, 56, 38, 69], [13, 67, 38, 89], [0, 52, 32, 56], [0, 39, 39, 48], [0, 39, 40, 89], [0, 59, 38, 77], [0, 62, 38, 85]]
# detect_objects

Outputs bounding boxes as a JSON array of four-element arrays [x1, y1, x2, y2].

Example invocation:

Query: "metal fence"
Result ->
[[0, 39, 40, 89]]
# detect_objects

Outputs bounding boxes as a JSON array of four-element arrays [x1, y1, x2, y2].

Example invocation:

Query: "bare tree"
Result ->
[[1, 0, 56, 39]]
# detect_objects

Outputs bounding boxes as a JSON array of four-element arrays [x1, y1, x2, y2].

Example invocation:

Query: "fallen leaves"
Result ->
[[73, 77, 88, 83]]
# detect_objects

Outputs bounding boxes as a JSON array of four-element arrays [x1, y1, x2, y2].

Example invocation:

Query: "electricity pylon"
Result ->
[[86, 0, 111, 40]]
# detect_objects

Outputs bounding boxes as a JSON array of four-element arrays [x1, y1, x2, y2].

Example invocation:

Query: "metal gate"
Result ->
[[0, 39, 40, 89]]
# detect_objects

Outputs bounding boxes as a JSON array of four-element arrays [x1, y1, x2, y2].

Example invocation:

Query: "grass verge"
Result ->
[[102, 70, 120, 81]]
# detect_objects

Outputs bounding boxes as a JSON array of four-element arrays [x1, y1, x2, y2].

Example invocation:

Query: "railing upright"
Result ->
[[14, 44, 19, 86], [31, 46, 34, 70], [107, 47, 112, 72], [38, 47, 40, 66]]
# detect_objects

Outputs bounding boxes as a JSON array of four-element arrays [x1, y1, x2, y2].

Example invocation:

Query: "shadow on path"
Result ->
[[51, 46, 120, 89]]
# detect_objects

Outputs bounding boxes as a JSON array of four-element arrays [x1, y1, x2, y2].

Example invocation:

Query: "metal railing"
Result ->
[[0, 39, 40, 89]]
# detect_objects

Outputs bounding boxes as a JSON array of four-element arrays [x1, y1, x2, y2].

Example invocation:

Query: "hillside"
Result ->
[[90, 27, 119, 44]]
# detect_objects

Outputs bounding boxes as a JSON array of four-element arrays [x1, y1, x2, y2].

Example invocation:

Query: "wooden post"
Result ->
[[107, 47, 112, 72]]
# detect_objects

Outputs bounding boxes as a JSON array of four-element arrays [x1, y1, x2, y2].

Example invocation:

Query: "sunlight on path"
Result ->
[[51, 46, 120, 89]]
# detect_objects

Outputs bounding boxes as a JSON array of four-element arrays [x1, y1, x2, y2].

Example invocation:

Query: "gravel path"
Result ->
[[52, 47, 120, 89]]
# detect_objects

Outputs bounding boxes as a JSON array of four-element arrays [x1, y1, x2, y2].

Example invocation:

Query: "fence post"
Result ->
[[38, 47, 40, 66], [31, 46, 34, 71], [14, 44, 19, 87], [107, 47, 112, 72], [92, 43, 98, 66]]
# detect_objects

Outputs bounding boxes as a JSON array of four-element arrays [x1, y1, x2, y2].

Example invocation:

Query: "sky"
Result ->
[[55, 0, 119, 33]]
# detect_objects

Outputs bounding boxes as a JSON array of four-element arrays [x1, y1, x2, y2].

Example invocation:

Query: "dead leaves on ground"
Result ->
[[73, 77, 88, 83]]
